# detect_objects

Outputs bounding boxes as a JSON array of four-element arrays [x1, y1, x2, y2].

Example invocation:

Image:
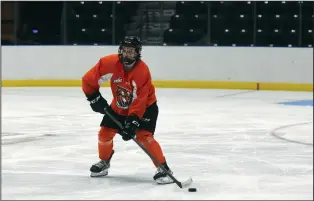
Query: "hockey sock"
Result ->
[[98, 126, 117, 161], [136, 130, 166, 167]]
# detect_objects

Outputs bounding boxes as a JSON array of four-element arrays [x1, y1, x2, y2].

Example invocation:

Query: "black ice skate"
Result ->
[[153, 161, 174, 184], [90, 151, 114, 177]]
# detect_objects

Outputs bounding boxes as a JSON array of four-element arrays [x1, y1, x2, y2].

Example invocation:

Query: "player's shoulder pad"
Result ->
[[136, 59, 150, 71], [100, 53, 119, 61], [133, 60, 151, 80], [99, 54, 120, 66]]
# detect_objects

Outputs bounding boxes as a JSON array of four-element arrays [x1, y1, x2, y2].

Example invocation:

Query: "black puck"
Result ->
[[188, 188, 197, 192]]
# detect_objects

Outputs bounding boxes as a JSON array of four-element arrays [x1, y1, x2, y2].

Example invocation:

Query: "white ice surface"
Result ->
[[2, 87, 313, 200]]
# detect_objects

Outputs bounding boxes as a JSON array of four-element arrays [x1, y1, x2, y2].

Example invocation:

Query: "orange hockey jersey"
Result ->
[[82, 54, 157, 119]]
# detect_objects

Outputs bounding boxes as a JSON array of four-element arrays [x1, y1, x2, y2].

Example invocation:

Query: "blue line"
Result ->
[[278, 100, 313, 106]]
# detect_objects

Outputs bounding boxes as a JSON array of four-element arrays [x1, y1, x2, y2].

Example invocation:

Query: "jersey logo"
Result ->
[[113, 77, 123, 83], [116, 85, 132, 109]]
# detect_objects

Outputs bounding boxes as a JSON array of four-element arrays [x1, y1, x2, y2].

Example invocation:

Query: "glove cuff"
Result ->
[[129, 114, 140, 122], [86, 91, 101, 101], [128, 115, 140, 128]]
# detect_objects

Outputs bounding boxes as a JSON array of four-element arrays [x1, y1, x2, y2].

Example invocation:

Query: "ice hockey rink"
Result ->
[[2, 87, 313, 200]]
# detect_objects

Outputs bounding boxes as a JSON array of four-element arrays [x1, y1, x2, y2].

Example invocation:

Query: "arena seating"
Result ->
[[9, 1, 313, 46], [163, 1, 313, 47], [301, 1, 314, 47], [67, 1, 138, 45], [16, 1, 138, 45], [17, 2, 63, 44]]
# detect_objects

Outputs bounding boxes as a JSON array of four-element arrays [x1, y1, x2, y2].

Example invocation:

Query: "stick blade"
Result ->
[[180, 177, 193, 188]]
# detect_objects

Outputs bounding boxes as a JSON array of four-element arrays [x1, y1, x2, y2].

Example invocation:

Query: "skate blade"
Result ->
[[155, 176, 175, 185], [156, 179, 175, 185], [90, 171, 108, 177]]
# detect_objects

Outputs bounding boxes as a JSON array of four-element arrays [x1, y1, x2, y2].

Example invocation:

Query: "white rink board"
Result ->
[[2, 46, 313, 83]]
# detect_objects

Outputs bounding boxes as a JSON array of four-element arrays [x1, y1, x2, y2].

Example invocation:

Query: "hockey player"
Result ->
[[82, 36, 174, 184]]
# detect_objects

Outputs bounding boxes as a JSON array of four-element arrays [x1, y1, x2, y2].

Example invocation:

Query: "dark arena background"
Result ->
[[2, 1, 313, 46]]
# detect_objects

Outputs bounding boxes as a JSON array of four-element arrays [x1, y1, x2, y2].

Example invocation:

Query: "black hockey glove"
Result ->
[[121, 115, 140, 141], [86, 91, 109, 114]]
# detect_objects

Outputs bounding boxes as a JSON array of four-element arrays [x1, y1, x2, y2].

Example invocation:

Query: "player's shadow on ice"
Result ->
[[102, 175, 153, 184]]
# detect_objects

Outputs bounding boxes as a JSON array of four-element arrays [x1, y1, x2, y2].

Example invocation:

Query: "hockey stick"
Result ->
[[104, 108, 193, 189]]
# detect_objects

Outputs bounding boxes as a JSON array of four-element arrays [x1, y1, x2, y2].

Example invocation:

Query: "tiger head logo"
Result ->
[[116, 85, 133, 109]]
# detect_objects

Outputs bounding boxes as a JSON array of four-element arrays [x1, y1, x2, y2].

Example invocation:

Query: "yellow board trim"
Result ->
[[152, 80, 257, 90], [258, 82, 313, 92], [1, 80, 313, 92]]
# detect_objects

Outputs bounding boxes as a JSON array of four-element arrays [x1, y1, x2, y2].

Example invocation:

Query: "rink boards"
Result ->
[[2, 46, 313, 91]]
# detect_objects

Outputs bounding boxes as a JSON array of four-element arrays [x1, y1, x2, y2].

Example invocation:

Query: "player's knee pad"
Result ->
[[136, 129, 155, 145], [98, 126, 117, 145]]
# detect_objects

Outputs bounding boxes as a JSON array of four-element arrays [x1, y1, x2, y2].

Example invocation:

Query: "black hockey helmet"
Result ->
[[118, 36, 142, 69]]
